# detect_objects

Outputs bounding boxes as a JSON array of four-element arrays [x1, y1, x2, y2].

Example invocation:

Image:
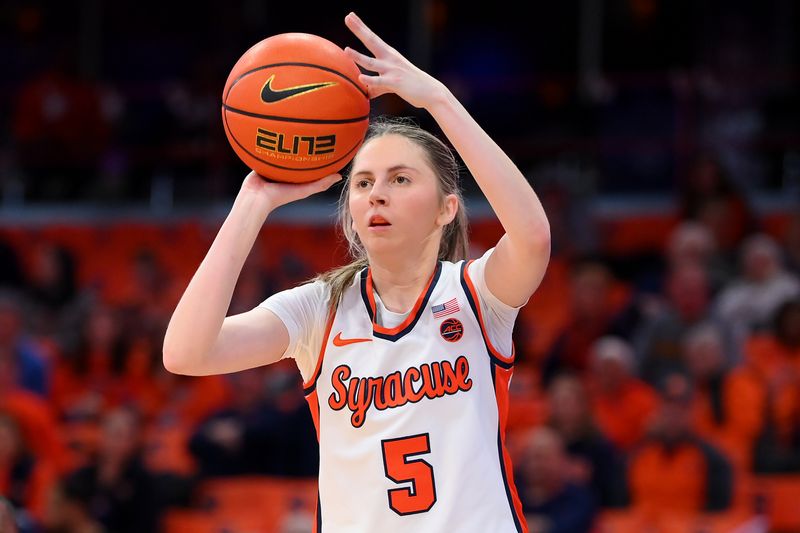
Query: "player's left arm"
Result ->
[[345, 12, 550, 308]]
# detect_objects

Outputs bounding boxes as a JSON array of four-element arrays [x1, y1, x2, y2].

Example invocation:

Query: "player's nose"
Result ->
[[368, 179, 389, 206]]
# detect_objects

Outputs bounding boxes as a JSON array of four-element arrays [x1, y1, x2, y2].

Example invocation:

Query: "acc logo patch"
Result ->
[[439, 318, 463, 343]]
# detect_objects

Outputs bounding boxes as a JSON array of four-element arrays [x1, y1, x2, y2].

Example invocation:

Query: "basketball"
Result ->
[[221, 33, 370, 183]]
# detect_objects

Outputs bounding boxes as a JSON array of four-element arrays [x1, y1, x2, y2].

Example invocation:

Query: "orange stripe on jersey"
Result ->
[[366, 263, 437, 336], [462, 259, 515, 365], [305, 389, 321, 440], [303, 309, 337, 392], [495, 364, 529, 533]]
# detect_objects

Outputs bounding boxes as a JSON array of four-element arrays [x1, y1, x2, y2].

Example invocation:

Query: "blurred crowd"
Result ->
[[1, 0, 800, 532], [1, 1, 798, 204], [0, 151, 797, 532]]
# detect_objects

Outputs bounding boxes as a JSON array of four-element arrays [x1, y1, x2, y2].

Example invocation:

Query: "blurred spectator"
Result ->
[[665, 221, 732, 294], [683, 323, 764, 471], [715, 234, 800, 346], [542, 259, 625, 383], [25, 243, 79, 339], [146, 367, 231, 431], [546, 374, 627, 508], [12, 48, 108, 201], [188, 365, 318, 478], [0, 412, 58, 529], [62, 407, 159, 533], [746, 299, 800, 473], [260, 363, 319, 478], [115, 249, 176, 337], [43, 476, 105, 533], [516, 426, 597, 533], [633, 260, 737, 385], [0, 290, 50, 397], [627, 373, 732, 517], [228, 250, 273, 316], [587, 337, 659, 452], [50, 307, 129, 421], [188, 367, 274, 478], [0, 358, 67, 472], [678, 152, 756, 259]]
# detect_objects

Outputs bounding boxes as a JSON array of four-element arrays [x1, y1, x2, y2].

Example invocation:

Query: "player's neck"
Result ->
[[368, 251, 438, 314]]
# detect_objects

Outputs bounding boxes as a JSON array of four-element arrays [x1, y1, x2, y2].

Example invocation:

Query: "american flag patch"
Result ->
[[431, 297, 460, 319]]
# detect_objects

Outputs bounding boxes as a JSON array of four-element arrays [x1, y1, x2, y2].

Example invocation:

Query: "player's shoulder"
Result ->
[[440, 247, 495, 277]]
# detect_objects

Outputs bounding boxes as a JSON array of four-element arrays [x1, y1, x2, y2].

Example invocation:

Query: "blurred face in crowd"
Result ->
[[591, 337, 635, 392], [742, 235, 780, 282], [667, 222, 715, 267], [667, 262, 709, 322], [30, 244, 70, 289], [594, 357, 627, 392], [100, 408, 140, 463], [684, 326, 725, 380], [570, 264, 611, 320], [85, 307, 118, 351], [521, 427, 568, 494], [657, 374, 693, 442], [548, 376, 589, 439]]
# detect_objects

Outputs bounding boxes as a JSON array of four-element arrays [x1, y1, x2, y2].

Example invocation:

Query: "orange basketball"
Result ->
[[222, 33, 370, 183]]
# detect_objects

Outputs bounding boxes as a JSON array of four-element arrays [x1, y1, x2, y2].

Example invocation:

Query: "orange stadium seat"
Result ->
[[598, 509, 757, 533], [601, 213, 680, 254], [163, 509, 267, 533], [171, 476, 318, 533]]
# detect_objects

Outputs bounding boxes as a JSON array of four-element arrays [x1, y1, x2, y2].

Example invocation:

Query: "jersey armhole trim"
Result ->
[[303, 308, 336, 393], [460, 260, 515, 367]]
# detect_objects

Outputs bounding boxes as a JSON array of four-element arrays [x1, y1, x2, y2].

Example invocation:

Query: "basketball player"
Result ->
[[164, 12, 550, 532]]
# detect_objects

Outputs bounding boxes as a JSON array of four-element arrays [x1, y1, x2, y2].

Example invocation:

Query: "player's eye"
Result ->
[[394, 175, 410, 184], [355, 179, 371, 188]]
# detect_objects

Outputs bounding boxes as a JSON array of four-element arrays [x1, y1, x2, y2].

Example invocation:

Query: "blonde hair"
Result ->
[[313, 117, 469, 314]]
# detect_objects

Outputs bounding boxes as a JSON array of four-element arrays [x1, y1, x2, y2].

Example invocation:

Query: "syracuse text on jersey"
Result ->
[[327, 356, 473, 428]]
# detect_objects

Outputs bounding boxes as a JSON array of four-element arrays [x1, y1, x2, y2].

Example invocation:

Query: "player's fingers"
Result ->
[[357, 74, 392, 99], [344, 47, 384, 73], [345, 12, 391, 57], [297, 173, 343, 199], [316, 173, 343, 191]]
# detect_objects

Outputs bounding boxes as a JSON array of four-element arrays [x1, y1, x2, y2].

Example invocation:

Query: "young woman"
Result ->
[[164, 12, 550, 532]]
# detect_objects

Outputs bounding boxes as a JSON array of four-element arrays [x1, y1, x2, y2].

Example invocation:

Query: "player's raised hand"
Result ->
[[240, 170, 342, 210], [344, 12, 446, 109]]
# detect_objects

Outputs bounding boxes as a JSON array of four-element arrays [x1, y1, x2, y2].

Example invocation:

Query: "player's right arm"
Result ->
[[162, 171, 342, 376]]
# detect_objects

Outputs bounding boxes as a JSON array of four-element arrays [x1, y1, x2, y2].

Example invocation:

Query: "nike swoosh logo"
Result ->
[[260, 75, 337, 103], [332, 332, 372, 347]]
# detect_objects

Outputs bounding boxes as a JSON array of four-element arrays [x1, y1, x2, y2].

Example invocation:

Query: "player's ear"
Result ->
[[436, 194, 458, 227]]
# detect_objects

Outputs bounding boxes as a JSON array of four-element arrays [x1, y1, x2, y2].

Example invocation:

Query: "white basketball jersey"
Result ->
[[303, 259, 528, 533]]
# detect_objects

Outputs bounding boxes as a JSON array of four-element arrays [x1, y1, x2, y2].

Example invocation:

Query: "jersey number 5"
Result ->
[[381, 433, 437, 515]]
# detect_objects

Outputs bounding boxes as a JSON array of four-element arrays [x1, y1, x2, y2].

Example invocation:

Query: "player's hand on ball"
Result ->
[[344, 12, 445, 110], [241, 170, 342, 210]]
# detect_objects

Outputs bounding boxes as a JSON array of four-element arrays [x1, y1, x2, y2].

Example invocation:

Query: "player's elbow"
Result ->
[[162, 341, 200, 375], [525, 220, 551, 256]]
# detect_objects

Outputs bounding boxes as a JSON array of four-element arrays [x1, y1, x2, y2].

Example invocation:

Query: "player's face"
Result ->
[[349, 134, 446, 255]]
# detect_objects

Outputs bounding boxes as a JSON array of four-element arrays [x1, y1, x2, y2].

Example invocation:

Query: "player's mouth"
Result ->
[[369, 215, 391, 228]]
